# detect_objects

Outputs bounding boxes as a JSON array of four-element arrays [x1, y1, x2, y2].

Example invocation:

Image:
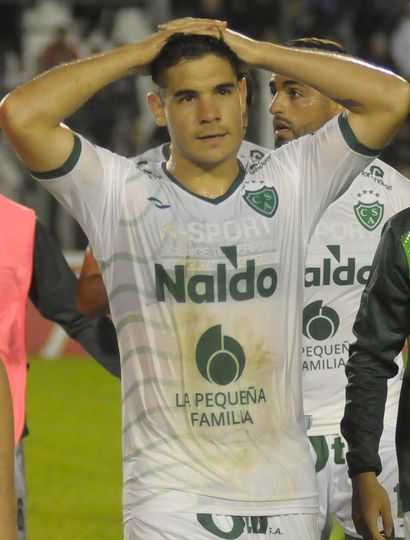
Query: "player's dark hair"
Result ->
[[151, 33, 241, 88], [287, 37, 346, 55]]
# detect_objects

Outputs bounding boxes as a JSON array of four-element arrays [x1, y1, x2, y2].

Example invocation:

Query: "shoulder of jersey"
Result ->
[[358, 158, 410, 190], [130, 143, 169, 167], [239, 140, 272, 162]]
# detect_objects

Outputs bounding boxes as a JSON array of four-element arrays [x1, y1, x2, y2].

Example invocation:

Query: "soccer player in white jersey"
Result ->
[[269, 37, 410, 540], [0, 17, 408, 540]]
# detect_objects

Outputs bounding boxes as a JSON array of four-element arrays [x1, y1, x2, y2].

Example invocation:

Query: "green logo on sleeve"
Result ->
[[244, 186, 278, 218]]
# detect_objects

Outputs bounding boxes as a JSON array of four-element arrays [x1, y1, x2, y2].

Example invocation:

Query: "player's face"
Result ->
[[269, 74, 342, 146], [149, 54, 246, 170]]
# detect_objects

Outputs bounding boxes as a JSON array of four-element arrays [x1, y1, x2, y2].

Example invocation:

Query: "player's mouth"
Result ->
[[273, 118, 293, 138], [196, 132, 227, 141]]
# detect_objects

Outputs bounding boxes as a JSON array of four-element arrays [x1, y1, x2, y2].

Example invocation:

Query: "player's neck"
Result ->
[[166, 154, 240, 199]]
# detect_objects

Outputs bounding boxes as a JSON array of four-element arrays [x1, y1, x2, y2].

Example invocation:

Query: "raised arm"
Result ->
[[0, 20, 225, 174], [225, 32, 408, 150], [160, 18, 409, 151]]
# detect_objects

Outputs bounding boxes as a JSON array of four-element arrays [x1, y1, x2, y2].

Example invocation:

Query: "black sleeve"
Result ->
[[341, 218, 410, 476], [28, 221, 121, 379]]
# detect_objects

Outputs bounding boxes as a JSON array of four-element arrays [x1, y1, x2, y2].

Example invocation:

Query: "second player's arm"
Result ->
[[223, 29, 409, 151]]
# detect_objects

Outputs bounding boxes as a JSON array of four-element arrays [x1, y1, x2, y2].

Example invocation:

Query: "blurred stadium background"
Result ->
[[1, 0, 408, 538]]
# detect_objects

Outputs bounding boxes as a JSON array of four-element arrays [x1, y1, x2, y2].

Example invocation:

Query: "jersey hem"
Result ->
[[124, 497, 319, 521]]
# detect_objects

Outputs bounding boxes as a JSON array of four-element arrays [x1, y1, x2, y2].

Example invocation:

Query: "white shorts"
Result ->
[[124, 512, 319, 539], [309, 415, 404, 539]]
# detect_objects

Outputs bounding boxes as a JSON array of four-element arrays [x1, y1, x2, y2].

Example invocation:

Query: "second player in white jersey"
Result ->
[[303, 158, 409, 434]]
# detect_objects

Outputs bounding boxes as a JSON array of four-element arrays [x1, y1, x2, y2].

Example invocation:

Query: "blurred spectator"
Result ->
[[38, 27, 78, 72], [391, 1, 410, 79]]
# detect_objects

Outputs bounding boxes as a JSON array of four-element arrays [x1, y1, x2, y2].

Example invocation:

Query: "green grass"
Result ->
[[25, 356, 345, 539], [25, 357, 122, 540]]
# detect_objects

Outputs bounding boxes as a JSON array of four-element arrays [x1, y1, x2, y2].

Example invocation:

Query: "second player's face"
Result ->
[[157, 54, 246, 169], [269, 74, 341, 146]]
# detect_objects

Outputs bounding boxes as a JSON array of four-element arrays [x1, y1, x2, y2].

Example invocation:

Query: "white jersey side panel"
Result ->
[[35, 116, 375, 520], [303, 159, 410, 435]]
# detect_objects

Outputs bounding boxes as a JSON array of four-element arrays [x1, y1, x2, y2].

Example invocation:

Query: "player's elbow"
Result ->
[[76, 288, 98, 318], [381, 77, 410, 127], [0, 90, 33, 137]]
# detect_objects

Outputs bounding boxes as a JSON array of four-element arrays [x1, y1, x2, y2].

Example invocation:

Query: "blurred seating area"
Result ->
[[0, 0, 408, 248]]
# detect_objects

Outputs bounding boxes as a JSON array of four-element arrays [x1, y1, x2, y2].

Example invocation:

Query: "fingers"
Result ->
[[380, 505, 395, 539], [158, 17, 227, 40], [158, 17, 227, 33]]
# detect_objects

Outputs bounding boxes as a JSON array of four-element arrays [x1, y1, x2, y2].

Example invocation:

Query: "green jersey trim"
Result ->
[[161, 160, 245, 204], [401, 230, 410, 280], [30, 134, 82, 179], [162, 143, 171, 160], [338, 113, 380, 157]]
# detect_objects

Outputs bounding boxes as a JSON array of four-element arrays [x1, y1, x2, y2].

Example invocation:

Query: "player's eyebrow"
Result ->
[[173, 82, 237, 100], [173, 89, 198, 100], [269, 79, 303, 95], [214, 82, 237, 92]]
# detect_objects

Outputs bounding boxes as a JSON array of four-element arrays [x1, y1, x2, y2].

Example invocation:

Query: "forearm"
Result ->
[[1, 38, 163, 131], [225, 31, 409, 149], [249, 40, 406, 111], [341, 350, 392, 476], [0, 33, 169, 172]]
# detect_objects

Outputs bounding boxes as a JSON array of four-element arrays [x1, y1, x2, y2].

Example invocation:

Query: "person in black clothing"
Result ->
[[341, 207, 410, 540]]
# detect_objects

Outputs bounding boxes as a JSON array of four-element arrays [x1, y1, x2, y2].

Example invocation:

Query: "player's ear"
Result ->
[[239, 77, 247, 117], [147, 92, 167, 127]]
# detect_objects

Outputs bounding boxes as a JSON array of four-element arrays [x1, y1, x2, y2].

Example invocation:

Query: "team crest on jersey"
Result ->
[[244, 186, 278, 218], [354, 195, 384, 231]]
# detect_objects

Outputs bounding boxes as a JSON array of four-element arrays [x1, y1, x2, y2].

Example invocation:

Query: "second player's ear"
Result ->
[[147, 92, 167, 127]]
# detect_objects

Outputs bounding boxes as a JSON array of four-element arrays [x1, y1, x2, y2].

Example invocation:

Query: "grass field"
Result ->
[[26, 356, 122, 539], [25, 356, 344, 539]]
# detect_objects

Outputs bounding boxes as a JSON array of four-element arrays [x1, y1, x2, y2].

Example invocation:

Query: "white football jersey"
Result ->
[[35, 115, 375, 522], [303, 159, 410, 436]]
